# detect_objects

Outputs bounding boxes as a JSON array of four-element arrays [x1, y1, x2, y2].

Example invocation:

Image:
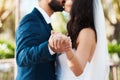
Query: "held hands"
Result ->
[[49, 31, 72, 53]]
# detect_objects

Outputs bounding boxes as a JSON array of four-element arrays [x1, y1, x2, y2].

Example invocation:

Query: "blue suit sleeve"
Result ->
[[16, 18, 55, 67]]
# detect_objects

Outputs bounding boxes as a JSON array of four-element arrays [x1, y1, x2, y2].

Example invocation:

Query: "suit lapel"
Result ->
[[32, 8, 52, 34]]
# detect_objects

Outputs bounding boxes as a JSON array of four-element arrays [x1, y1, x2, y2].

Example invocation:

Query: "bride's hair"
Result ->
[[67, 0, 96, 48]]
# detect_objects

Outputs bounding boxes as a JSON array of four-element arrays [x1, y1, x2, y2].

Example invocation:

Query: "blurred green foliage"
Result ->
[[0, 40, 15, 59], [108, 43, 120, 57]]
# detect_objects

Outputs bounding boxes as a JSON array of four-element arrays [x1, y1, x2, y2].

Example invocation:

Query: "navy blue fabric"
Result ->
[[16, 8, 56, 80]]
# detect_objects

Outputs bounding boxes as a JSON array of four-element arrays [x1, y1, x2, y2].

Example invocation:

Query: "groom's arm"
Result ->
[[16, 18, 55, 67]]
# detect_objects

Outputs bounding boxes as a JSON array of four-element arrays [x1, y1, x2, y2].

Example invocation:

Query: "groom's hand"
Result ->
[[49, 31, 72, 53]]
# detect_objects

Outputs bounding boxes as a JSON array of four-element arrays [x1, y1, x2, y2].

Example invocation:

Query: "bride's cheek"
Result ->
[[64, 0, 73, 12]]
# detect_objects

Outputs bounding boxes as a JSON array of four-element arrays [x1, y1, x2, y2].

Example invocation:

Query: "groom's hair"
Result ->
[[67, 0, 96, 48]]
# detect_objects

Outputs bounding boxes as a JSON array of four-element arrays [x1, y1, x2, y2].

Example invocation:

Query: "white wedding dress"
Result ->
[[56, 53, 91, 80], [56, 0, 110, 80]]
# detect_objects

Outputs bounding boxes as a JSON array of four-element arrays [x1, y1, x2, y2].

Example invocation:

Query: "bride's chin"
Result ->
[[64, 7, 71, 12], [64, 9, 70, 13]]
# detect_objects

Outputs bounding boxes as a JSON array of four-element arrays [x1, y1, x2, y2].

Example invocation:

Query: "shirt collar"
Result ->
[[35, 5, 51, 24]]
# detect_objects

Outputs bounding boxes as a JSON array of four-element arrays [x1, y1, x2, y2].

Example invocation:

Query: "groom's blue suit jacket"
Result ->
[[16, 8, 56, 80]]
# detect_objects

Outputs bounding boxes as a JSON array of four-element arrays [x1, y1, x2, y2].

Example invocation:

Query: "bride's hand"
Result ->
[[49, 31, 72, 53]]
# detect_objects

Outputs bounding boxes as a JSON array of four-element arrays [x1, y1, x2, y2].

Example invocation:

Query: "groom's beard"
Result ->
[[49, 0, 64, 12]]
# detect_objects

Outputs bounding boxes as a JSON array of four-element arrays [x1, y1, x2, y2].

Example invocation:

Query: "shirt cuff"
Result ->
[[48, 45, 55, 55]]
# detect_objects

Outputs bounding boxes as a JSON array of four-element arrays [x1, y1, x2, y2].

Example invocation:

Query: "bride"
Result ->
[[49, 0, 110, 80]]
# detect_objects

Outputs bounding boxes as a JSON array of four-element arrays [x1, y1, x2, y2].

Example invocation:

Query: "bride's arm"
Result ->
[[65, 28, 96, 76]]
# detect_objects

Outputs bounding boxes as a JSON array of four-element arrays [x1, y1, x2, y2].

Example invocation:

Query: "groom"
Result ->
[[15, 0, 66, 80]]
